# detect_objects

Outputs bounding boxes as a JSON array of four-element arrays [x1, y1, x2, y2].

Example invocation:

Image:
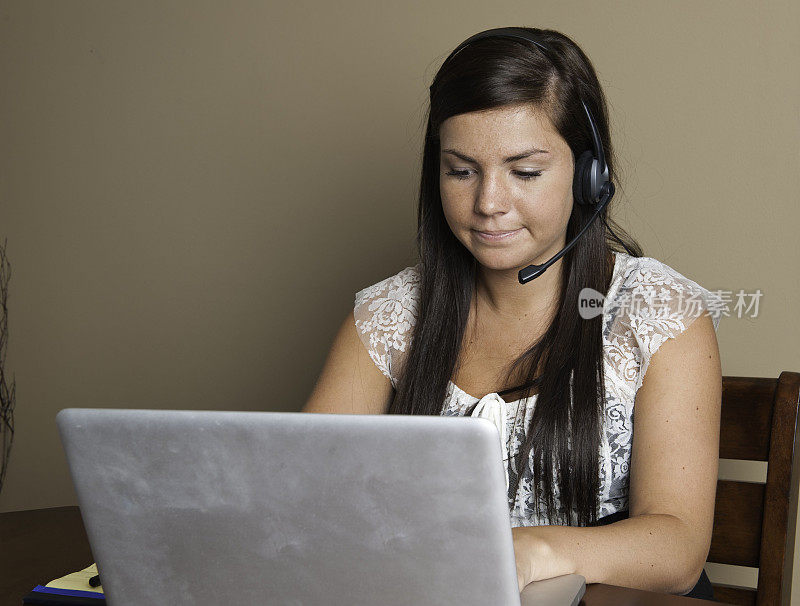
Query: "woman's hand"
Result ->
[[511, 526, 570, 592]]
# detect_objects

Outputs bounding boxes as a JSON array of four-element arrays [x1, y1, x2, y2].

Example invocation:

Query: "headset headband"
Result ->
[[430, 27, 607, 178]]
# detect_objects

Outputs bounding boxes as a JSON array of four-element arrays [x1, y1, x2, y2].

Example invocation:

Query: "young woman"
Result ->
[[303, 26, 722, 601]]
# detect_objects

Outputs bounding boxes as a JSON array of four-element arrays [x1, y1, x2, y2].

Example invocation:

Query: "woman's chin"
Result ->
[[474, 253, 530, 273]]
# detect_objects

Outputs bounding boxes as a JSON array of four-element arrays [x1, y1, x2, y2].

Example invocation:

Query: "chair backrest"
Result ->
[[708, 371, 800, 606]]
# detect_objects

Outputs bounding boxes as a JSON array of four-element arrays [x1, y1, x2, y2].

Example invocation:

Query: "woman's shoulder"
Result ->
[[611, 253, 722, 331], [352, 263, 421, 387], [605, 252, 723, 394], [354, 263, 421, 310]]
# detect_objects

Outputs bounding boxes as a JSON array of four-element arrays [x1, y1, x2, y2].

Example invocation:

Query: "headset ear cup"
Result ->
[[573, 150, 595, 206]]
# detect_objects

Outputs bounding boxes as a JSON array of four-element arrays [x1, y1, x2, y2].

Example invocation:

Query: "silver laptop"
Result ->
[[57, 408, 586, 605]]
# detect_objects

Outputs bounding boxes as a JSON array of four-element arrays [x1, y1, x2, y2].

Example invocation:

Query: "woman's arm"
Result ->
[[301, 310, 395, 415], [514, 311, 722, 594]]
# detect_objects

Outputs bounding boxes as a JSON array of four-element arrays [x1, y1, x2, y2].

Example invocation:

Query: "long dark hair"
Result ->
[[388, 27, 643, 527]]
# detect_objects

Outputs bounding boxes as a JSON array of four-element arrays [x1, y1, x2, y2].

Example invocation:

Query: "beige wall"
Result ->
[[1, 0, 798, 597]]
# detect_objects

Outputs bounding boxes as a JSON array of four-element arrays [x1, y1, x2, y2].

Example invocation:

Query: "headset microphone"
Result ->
[[517, 181, 614, 283]]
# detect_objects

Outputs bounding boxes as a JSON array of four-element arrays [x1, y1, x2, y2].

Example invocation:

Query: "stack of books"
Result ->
[[22, 563, 105, 605]]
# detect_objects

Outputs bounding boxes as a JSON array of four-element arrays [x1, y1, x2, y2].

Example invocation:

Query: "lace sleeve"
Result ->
[[617, 258, 723, 395], [353, 265, 421, 389]]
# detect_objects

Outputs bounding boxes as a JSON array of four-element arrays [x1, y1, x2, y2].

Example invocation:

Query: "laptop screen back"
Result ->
[[57, 408, 524, 605]]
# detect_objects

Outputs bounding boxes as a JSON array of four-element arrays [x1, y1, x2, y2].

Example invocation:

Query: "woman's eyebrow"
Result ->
[[441, 147, 550, 164]]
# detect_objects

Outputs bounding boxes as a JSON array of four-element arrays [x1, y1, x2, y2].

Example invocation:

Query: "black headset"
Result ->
[[431, 27, 633, 284]]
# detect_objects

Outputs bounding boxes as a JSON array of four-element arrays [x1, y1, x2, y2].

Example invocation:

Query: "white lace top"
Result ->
[[353, 252, 722, 527]]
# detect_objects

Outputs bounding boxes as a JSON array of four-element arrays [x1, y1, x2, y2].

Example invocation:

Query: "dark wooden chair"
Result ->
[[707, 371, 800, 605]]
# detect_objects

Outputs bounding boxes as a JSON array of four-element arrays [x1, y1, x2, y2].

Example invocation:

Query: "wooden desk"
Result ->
[[0, 507, 723, 605]]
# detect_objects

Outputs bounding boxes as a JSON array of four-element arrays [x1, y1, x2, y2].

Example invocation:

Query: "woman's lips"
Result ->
[[474, 228, 522, 241]]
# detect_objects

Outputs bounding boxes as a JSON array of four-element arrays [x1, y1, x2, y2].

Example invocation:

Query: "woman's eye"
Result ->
[[444, 170, 543, 181], [515, 171, 543, 180], [445, 169, 472, 180]]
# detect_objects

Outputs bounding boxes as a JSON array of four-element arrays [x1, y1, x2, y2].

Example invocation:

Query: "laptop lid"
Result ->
[[57, 408, 584, 605]]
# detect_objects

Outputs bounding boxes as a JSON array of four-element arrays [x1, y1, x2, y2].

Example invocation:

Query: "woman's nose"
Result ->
[[473, 173, 511, 215]]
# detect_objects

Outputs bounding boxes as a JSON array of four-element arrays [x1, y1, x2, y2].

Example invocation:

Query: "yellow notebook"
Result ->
[[45, 563, 103, 593]]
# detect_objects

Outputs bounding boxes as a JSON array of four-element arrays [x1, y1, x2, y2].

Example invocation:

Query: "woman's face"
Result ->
[[438, 103, 575, 272]]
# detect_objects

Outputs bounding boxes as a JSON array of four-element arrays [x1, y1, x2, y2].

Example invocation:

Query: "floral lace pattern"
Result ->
[[353, 253, 722, 527], [353, 268, 421, 389]]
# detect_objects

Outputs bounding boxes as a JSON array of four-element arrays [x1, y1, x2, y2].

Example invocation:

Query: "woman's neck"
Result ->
[[473, 255, 564, 327]]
